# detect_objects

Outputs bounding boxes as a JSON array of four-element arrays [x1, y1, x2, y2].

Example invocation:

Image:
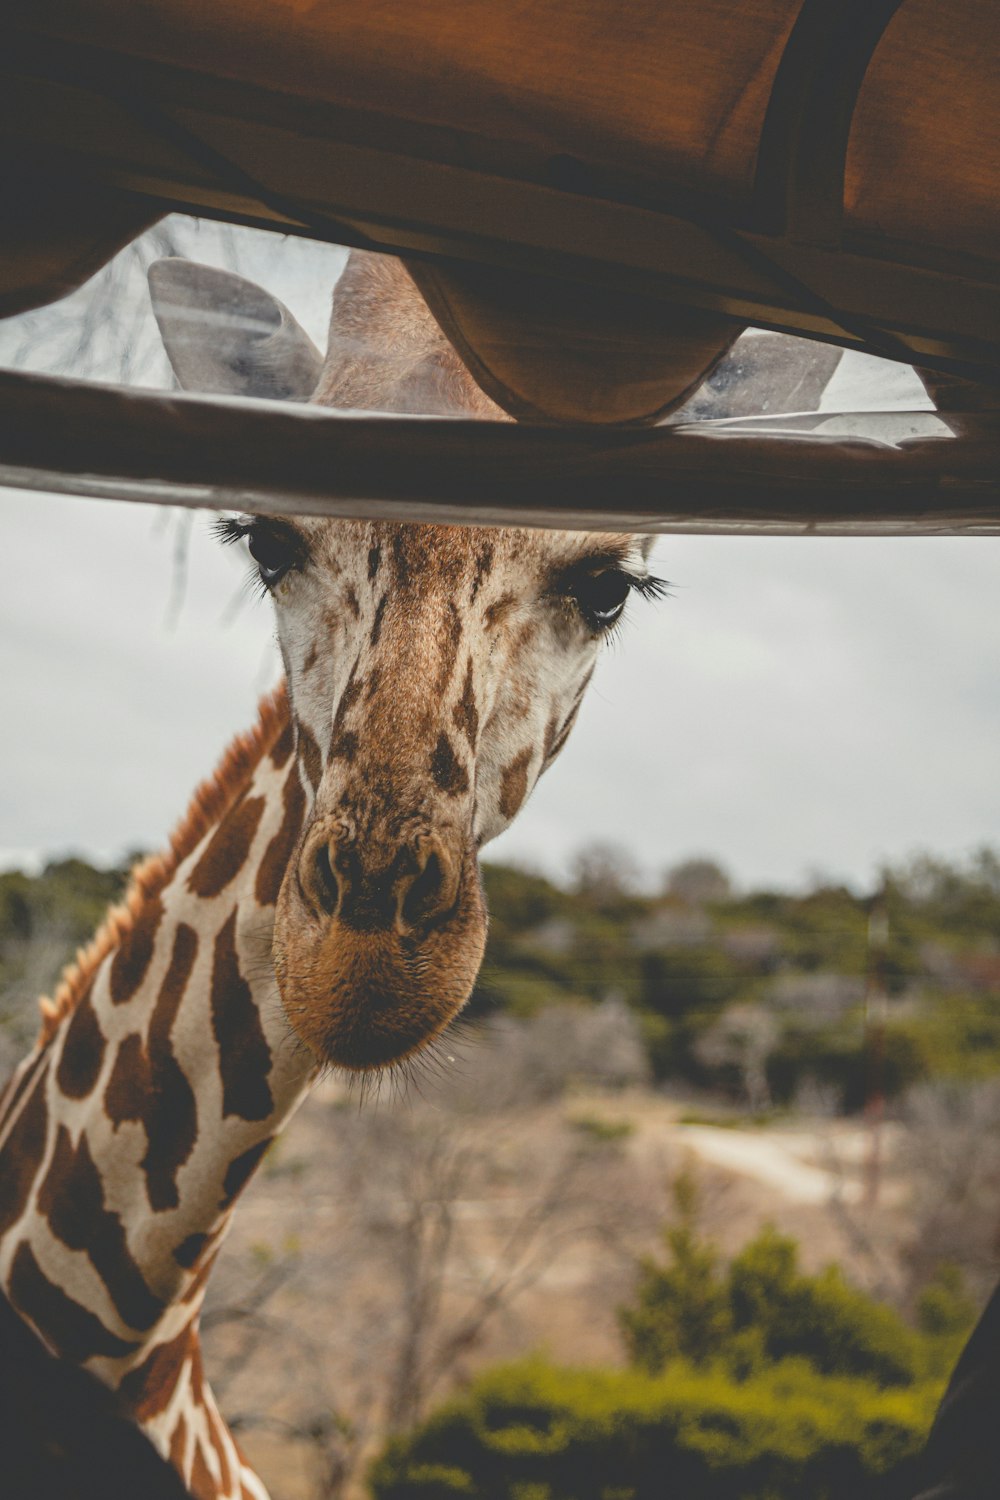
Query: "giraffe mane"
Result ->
[[35, 682, 291, 1047]]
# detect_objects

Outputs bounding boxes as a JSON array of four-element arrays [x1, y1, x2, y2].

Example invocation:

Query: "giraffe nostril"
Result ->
[[401, 851, 447, 929], [313, 843, 340, 917]]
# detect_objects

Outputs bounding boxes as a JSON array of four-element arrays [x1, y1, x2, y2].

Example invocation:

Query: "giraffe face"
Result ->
[[231, 515, 657, 1069], [148, 249, 662, 1070]]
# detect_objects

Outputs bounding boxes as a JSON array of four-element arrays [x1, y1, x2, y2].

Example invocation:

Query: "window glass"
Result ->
[[0, 215, 934, 422]]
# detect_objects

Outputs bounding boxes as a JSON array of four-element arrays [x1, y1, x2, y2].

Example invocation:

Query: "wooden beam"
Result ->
[[1, 371, 998, 536]]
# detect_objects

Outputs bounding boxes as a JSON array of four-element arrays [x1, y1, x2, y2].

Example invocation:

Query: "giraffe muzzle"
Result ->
[[273, 817, 486, 1070]]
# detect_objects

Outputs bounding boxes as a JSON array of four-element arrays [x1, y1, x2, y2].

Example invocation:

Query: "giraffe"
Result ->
[[0, 250, 665, 1498]]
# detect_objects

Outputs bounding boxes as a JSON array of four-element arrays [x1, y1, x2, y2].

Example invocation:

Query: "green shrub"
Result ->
[[369, 1356, 941, 1500], [619, 1187, 931, 1388]]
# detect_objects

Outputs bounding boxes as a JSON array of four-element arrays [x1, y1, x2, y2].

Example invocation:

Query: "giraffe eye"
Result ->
[[215, 515, 308, 592], [572, 569, 632, 630], [247, 526, 300, 586]]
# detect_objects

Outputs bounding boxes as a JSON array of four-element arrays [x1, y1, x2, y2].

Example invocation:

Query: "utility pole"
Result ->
[[863, 884, 890, 1207]]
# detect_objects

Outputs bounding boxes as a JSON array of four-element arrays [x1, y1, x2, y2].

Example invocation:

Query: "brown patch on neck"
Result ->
[[38, 1125, 164, 1332], [35, 684, 291, 1049], [297, 723, 324, 792], [118, 1318, 198, 1420], [0, 1073, 48, 1239], [103, 924, 200, 1212], [55, 985, 106, 1099], [210, 912, 274, 1123], [8, 1239, 139, 1362]]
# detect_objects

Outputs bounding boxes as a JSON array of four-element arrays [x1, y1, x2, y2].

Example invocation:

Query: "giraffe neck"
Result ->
[[0, 686, 312, 1499]]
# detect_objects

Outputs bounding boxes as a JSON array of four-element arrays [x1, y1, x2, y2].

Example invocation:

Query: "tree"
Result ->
[[693, 1002, 778, 1112], [619, 1173, 731, 1371], [570, 843, 641, 905], [900, 1079, 1000, 1300], [664, 858, 731, 905], [619, 1179, 928, 1387]]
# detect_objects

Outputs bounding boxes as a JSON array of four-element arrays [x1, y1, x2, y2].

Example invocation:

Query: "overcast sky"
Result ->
[[1, 221, 997, 894]]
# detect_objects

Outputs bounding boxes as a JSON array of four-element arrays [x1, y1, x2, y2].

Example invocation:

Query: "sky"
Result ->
[[1, 220, 998, 895]]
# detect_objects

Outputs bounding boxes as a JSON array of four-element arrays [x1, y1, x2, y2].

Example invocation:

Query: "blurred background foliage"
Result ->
[[3, 844, 1000, 1497], [6, 844, 1000, 1106]]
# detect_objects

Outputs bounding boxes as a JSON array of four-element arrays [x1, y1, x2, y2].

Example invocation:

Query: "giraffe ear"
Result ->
[[313, 251, 504, 418], [147, 258, 324, 401]]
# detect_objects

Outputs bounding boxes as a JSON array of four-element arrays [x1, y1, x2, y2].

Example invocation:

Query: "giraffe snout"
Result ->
[[297, 819, 463, 937], [275, 812, 487, 1071]]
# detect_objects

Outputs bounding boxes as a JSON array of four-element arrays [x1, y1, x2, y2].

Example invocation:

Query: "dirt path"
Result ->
[[675, 1123, 866, 1204]]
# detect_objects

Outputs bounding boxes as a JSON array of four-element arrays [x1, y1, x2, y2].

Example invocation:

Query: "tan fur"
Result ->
[[313, 253, 503, 417], [35, 685, 290, 1047]]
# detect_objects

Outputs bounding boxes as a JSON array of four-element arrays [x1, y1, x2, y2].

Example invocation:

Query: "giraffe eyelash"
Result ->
[[214, 515, 254, 547], [625, 572, 670, 602], [604, 574, 670, 642], [215, 516, 269, 599]]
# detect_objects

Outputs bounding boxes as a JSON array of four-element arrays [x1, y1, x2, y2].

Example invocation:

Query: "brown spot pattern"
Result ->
[[189, 1338, 206, 1403], [370, 593, 389, 646], [255, 765, 306, 908], [430, 733, 469, 797], [367, 543, 381, 580], [109, 896, 164, 1004], [542, 711, 560, 761], [499, 749, 533, 820], [55, 987, 106, 1100], [484, 593, 516, 631], [471, 541, 495, 601], [546, 703, 582, 763], [187, 796, 265, 899], [142, 923, 199, 1208], [220, 1137, 273, 1208], [210, 912, 273, 1122], [174, 1231, 209, 1269], [452, 659, 479, 749], [8, 1239, 139, 1362], [103, 1033, 147, 1125], [270, 717, 294, 768], [208, 1408, 234, 1493], [297, 725, 323, 792], [119, 1319, 197, 1420], [38, 1125, 164, 1331], [0, 1048, 45, 1134], [181, 1245, 220, 1305], [345, 586, 360, 619], [0, 1074, 48, 1239], [391, 530, 411, 587], [330, 729, 359, 764], [102, 925, 199, 1212], [189, 1441, 215, 1500], [336, 669, 363, 722], [434, 602, 464, 695]]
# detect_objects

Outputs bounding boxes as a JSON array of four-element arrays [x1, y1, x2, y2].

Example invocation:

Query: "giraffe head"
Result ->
[[149, 252, 662, 1071]]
